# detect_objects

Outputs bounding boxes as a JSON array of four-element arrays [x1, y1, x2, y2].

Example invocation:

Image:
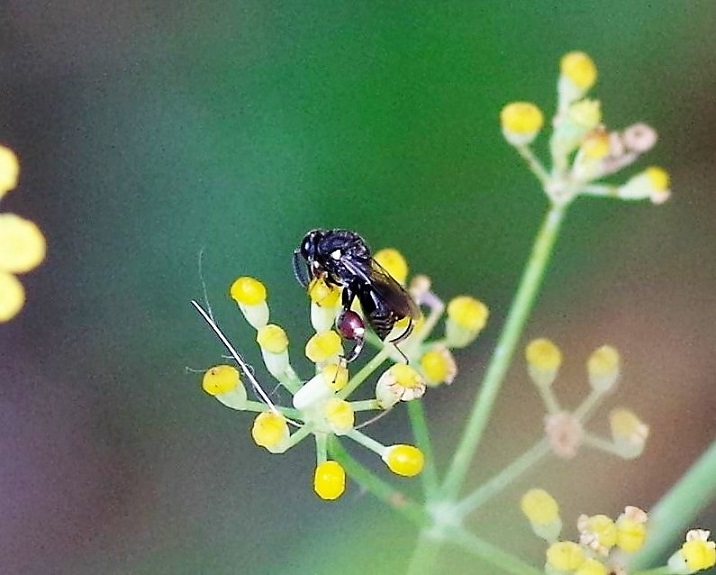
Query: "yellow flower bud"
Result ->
[[525, 338, 562, 387], [610, 408, 649, 459], [447, 296, 488, 331], [374, 248, 409, 285], [251, 412, 289, 453], [0, 145, 20, 196], [308, 277, 341, 307], [321, 363, 349, 392], [256, 324, 289, 353], [561, 52, 598, 90], [0, 214, 46, 273], [202, 365, 240, 395], [578, 514, 617, 555], [229, 276, 267, 305], [587, 345, 620, 393], [616, 506, 648, 552], [313, 461, 346, 500], [617, 166, 671, 204], [500, 102, 544, 146], [323, 397, 355, 435], [575, 558, 608, 575], [305, 330, 342, 363], [0, 271, 25, 322], [382, 444, 424, 477], [375, 364, 426, 407], [521, 488, 560, 526], [419, 345, 457, 386], [681, 530, 716, 572], [546, 541, 586, 572]]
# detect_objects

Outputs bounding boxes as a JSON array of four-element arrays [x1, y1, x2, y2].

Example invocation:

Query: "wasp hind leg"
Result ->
[[388, 317, 414, 364], [336, 308, 366, 363]]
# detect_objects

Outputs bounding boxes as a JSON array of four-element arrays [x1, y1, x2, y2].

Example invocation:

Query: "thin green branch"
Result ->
[[446, 525, 545, 575], [454, 439, 551, 519], [407, 400, 439, 498], [628, 439, 716, 571], [441, 205, 567, 499], [327, 436, 429, 527], [338, 347, 391, 399]]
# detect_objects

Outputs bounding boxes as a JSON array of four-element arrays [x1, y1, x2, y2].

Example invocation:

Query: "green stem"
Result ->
[[446, 526, 544, 575], [327, 436, 428, 526], [338, 347, 391, 399], [441, 205, 567, 499], [454, 439, 551, 519], [407, 400, 439, 498], [628, 439, 716, 571], [405, 531, 444, 575]]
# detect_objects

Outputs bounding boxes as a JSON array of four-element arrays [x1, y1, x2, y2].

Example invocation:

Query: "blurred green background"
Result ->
[[1, 2, 714, 574]]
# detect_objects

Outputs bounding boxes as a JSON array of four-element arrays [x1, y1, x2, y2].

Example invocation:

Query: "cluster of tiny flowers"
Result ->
[[0, 144, 46, 322], [199, 248, 488, 500], [521, 490, 715, 575], [500, 51, 670, 206], [525, 339, 648, 460], [522, 489, 650, 575]]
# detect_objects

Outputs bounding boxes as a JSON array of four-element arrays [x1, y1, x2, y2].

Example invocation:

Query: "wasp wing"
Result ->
[[366, 259, 421, 320]]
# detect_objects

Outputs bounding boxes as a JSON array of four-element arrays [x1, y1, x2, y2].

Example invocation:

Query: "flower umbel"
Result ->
[[193, 246, 487, 500]]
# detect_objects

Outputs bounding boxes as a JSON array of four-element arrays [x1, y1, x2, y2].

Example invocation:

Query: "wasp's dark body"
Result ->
[[294, 229, 419, 362]]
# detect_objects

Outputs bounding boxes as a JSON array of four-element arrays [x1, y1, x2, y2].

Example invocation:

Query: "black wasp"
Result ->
[[293, 229, 420, 362]]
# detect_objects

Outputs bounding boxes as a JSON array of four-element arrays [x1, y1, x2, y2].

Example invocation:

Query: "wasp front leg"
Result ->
[[336, 283, 366, 363]]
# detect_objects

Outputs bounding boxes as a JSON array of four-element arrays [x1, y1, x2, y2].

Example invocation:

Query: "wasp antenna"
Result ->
[[197, 247, 216, 322], [190, 300, 301, 426]]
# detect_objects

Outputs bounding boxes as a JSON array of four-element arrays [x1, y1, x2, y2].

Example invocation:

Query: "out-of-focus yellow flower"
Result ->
[[0, 145, 20, 197], [374, 248, 409, 285], [382, 444, 424, 477], [561, 52, 598, 91], [500, 102, 544, 146]]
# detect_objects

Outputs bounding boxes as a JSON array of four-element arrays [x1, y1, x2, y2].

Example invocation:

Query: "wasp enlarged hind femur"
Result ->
[[194, 246, 488, 500]]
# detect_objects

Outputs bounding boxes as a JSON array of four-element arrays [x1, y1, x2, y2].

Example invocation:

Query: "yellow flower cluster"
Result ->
[[525, 339, 648, 460], [522, 490, 649, 574], [499, 51, 670, 206], [195, 246, 487, 500], [0, 145, 46, 322]]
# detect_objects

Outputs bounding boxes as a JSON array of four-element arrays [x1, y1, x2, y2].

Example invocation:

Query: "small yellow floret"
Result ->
[[645, 166, 670, 191], [568, 99, 602, 129], [682, 530, 716, 572], [616, 508, 648, 552], [323, 398, 355, 434], [561, 51, 598, 90], [390, 364, 424, 389], [256, 324, 289, 353], [374, 248, 409, 285], [305, 330, 342, 363], [580, 514, 618, 553], [420, 346, 457, 386], [575, 558, 608, 575], [501, 102, 544, 145], [526, 338, 562, 371], [447, 296, 489, 331], [251, 412, 289, 450], [546, 541, 586, 571], [202, 365, 240, 395], [587, 345, 620, 392], [587, 345, 620, 378], [581, 130, 611, 159], [0, 145, 20, 196], [0, 214, 47, 273], [321, 363, 349, 392], [229, 276, 267, 305], [308, 277, 341, 307], [313, 460, 346, 500], [383, 444, 424, 477], [521, 488, 560, 525], [0, 271, 25, 322]]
